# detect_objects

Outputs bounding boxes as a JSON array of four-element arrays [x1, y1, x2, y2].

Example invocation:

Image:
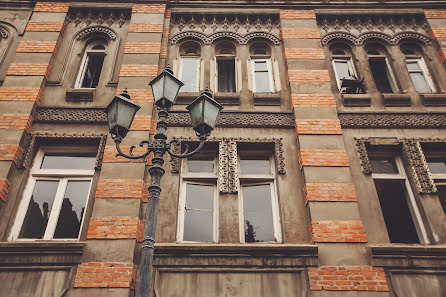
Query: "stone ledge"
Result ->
[[66, 88, 95, 101], [369, 244, 446, 269], [254, 93, 281, 106], [382, 93, 411, 106], [0, 241, 85, 267], [421, 93, 446, 106], [342, 93, 371, 107]]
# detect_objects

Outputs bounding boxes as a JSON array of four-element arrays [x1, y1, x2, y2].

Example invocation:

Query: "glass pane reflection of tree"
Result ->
[[243, 184, 274, 242]]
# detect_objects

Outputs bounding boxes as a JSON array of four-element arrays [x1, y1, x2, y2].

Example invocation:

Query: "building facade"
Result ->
[[0, 0, 445, 296]]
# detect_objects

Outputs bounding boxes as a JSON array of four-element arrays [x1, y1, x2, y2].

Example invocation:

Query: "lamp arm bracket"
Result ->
[[166, 137, 206, 159], [114, 139, 153, 160]]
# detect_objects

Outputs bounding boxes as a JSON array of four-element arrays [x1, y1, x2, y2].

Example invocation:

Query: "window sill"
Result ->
[[368, 244, 446, 268], [382, 93, 411, 107], [421, 93, 446, 106], [176, 92, 200, 105], [66, 88, 95, 101], [342, 93, 371, 107], [0, 241, 85, 267], [254, 93, 281, 106], [214, 92, 239, 105]]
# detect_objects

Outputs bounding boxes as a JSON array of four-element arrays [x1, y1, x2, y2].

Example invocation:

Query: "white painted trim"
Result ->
[[251, 58, 274, 93], [332, 58, 356, 90], [179, 57, 200, 92], [405, 58, 436, 93], [74, 46, 106, 89]]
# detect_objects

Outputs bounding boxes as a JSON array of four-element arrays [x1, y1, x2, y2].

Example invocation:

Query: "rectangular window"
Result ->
[[369, 58, 396, 93], [180, 57, 200, 92], [238, 154, 281, 243], [370, 151, 428, 244], [333, 58, 355, 91], [10, 149, 95, 241], [423, 146, 446, 215], [178, 152, 218, 243], [251, 59, 274, 93], [405, 59, 435, 93], [217, 58, 236, 93]]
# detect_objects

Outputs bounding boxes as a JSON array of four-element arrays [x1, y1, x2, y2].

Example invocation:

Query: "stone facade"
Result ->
[[0, 1, 445, 297]]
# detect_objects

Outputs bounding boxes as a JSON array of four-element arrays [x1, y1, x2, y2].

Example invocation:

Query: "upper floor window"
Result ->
[[10, 148, 96, 240], [179, 41, 201, 92], [215, 41, 236, 93], [401, 44, 435, 94], [75, 40, 106, 89], [422, 144, 446, 215], [330, 43, 358, 93], [366, 43, 397, 93], [250, 42, 274, 93]]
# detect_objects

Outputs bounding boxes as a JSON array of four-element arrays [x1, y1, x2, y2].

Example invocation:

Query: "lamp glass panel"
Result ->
[[163, 75, 182, 104], [151, 76, 165, 103], [117, 101, 138, 131], [189, 100, 204, 128], [203, 99, 220, 129], [106, 101, 118, 131]]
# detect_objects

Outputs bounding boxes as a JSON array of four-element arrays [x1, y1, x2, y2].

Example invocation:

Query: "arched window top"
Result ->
[[215, 41, 236, 56], [84, 38, 107, 52], [330, 43, 352, 56], [365, 43, 388, 56], [249, 41, 271, 57], [180, 40, 201, 56], [400, 43, 423, 57]]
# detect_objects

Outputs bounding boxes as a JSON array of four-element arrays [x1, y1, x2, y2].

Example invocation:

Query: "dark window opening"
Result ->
[[370, 157, 398, 174], [369, 58, 395, 93], [217, 59, 236, 93], [81, 54, 105, 88], [437, 186, 446, 215], [374, 179, 419, 243]]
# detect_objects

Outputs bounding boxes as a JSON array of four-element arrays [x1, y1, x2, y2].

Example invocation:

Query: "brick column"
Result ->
[[280, 10, 389, 293], [73, 3, 168, 293], [0, 2, 67, 204], [425, 9, 446, 64]]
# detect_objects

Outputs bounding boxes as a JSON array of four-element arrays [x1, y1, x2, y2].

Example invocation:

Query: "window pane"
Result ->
[[18, 180, 59, 239], [427, 159, 446, 174], [185, 184, 213, 210], [406, 61, 421, 71], [374, 179, 419, 243], [409, 72, 431, 93], [41, 154, 96, 170], [184, 209, 213, 242], [255, 72, 271, 92], [370, 158, 398, 174], [81, 54, 104, 88], [181, 58, 199, 92], [217, 59, 236, 93], [369, 58, 395, 93], [243, 185, 275, 242], [53, 180, 91, 239], [436, 186, 446, 215], [254, 61, 268, 71], [187, 159, 214, 173], [240, 159, 271, 174], [334, 60, 352, 80]]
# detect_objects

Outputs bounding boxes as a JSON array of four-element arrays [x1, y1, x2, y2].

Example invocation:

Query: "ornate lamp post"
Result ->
[[105, 65, 223, 297]]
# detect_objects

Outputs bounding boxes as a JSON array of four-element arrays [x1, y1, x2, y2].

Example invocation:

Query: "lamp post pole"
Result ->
[[105, 66, 222, 297]]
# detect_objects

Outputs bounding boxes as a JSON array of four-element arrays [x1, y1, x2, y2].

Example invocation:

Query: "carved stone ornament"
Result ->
[[318, 13, 431, 45], [35, 108, 107, 123], [0, 26, 8, 39], [21, 132, 107, 170], [170, 13, 281, 45], [66, 7, 131, 27], [339, 113, 446, 128], [171, 137, 285, 194], [355, 137, 438, 194], [76, 26, 117, 41]]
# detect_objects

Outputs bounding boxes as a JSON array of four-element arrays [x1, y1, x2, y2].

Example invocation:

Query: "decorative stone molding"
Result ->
[[171, 137, 285, 193], [318, 13, 431, 45], [170, 13, 281, 45], [66, 7, 131, 27], [35, 108, 107, 123], [0, 26, 8, 39], [339, 113, 446, 128], [21, 132, 107, 170], [75, 26, 117, 41], [355, 138, 372, 174]]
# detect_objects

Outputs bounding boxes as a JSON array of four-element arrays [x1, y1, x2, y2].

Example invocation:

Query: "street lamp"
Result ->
[[105, 65, 223, 297]]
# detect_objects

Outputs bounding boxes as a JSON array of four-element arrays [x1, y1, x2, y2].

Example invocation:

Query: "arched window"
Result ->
[[215, 41, 236, 93], [75, 39, 107, 89], [365, 43, 397, 93], [330, 43, 357, 92], [179, 41, 201, 92], [401, 43, 435, 93], [250, 42, 274, 93]]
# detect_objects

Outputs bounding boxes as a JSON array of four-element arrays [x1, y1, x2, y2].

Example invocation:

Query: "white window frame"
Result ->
[[332, 58, 356, 90], [215, 56, 237, 93], [238, 155, 282, 243], [405, 58, 436, 93], [251, 58, 274, 93], [9, 147, 95, 241], [177, 155, 219, 243], [371, 155, 429, 244], [75, 46, 106, 89], [179, 57, 200, 92]]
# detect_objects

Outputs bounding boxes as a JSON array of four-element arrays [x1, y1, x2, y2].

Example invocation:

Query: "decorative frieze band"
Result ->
[[340, 113, 446, 128]]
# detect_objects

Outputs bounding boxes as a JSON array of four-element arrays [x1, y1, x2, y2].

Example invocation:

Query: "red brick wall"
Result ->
[[280, 10, 316, 19], [300, 149, 349, 167], [439, 48, 446, 63], [25, 21, 65, 32], [0, 179, 11, 202], [95, 179, 144, 199], [7, 63, 51, 78], [116, 89, 153, 103], [128, 23, 163, 33], [311, 221, 367, 243], [288, 70, 330, 82], [308, 266, 388, 291], [291, 94, 336, 107], [296, 119, 342, 135], [305, 183, 357, 202], [281, 28, 320, 39], [131, 115, 152, 131], [102, 146, 147, 163], [132, 4, 166, 13], [119, 64, 158, 77], [0, 144, 22, 166], [0, 114, 32, 132], [0, 88, 42, 104], [124, 43, 162, 54], [285, 48, 325, 59], [33, 2, 69, 12], [425, 9, 446, 18], [16, 41, 57, 53], [74, 262, 134, 288], [87, 217, 139, 239]]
